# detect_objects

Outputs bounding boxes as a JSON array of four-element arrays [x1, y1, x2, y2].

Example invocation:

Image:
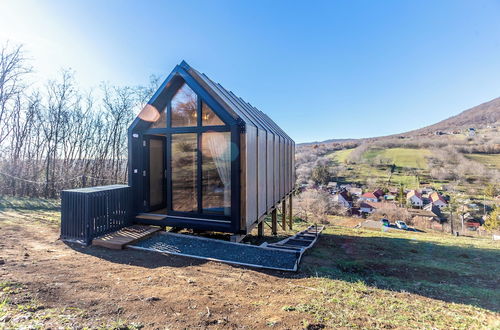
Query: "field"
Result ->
[[329, 148, 354, 163], [1, 197, 499, 329], [465, 153, 500, 170], [328, 148, 430, 189], [329, 147, 431, 169]]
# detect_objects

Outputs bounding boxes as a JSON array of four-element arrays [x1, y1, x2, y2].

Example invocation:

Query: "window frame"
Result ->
[[143, 81, 234, 222]]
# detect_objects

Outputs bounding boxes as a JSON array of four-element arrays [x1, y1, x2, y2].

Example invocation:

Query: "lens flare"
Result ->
[[138, 104, 160, 122]]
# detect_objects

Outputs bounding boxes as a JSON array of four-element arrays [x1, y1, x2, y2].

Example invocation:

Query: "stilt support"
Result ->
[[258, 220, 264, 237], [271, 209, 277, 236], [281, 199, 286, 230], [288, 194, 293, 230]]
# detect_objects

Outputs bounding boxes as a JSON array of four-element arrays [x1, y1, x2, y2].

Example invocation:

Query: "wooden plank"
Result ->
[[258, 220, 264, 237], [281, 199, 286, 230], [271, 209, 277, 236], [289, 194, 293, 230], [136, 213, 167, 221], [92, 225, 161, 250]]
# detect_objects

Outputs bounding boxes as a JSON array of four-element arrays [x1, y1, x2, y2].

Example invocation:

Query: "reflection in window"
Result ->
[[171, 83, 197, 127], [202, 102, 224, 126], [171, 134, 197, 212], [202, 132, 231, 215], [150, 110, 166, 128]]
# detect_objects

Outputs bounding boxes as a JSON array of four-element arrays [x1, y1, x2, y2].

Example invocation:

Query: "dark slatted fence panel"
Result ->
[[61, 185, 131, 245]]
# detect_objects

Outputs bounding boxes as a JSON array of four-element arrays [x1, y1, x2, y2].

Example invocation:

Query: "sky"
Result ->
[[1, 0, 500, 143]]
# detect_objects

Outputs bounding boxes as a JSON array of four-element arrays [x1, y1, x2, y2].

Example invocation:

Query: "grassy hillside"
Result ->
[[329, 148, 354, 163], [301, 223, 500, 328], [465, 153, 500, 170], [327, 147, 431, 188], [1, 199, 499, 328], [363, 148, 431, 169]]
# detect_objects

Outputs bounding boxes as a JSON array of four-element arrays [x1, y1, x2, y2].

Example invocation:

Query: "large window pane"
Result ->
[[202, 132, 231, 215], [149, 138, 164, 207], [171, 83, 197, 127], [171, 133, 197, 212], [202, 102, 224, 126]]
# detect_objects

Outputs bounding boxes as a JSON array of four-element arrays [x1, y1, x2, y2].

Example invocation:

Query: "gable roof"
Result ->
[[430, 192, 447, 204], [360, 201, 397, 210], [361, 192, 377, 199], [406, 190, 422, 200], [131, 61, 293, 145], [373, 189, 384, 198], [339, 191, 352, 202]]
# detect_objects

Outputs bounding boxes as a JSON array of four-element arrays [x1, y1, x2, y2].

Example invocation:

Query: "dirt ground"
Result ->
[[0, 217, 323, 329]]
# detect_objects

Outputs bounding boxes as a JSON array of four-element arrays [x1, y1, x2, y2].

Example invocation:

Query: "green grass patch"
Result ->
[[297, 225, 500, 328], [464, 153, 500, 169], [328, 148, 355, 163], [363, 148, 431, 169], [0, 196, 60, 211]]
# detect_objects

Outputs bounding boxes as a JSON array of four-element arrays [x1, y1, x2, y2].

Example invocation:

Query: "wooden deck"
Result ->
[[92, 225, 161, 250]]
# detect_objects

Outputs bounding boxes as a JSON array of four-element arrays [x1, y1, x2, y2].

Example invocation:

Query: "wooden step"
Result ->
[[92, 225, 161, 250], [135, 213, 168, 221]]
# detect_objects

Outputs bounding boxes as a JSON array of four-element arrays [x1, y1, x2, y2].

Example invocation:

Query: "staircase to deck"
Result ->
[[92, 225, 162, 249]]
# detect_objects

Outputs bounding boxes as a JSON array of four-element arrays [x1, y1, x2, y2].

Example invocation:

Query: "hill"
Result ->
[[301, 96, 500, 146], [406, 96, 500, 135]]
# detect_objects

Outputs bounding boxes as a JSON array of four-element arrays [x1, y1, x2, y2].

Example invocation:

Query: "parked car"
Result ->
[[395, 220, 408, 230], [380, 218, 390, 227]]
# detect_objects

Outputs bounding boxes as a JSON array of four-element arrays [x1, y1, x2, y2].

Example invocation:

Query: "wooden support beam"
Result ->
[[281, 199, 286, 230], [271, 209, 277, 236], [289, 194, 293, 230], [258, 220, 264, 237]]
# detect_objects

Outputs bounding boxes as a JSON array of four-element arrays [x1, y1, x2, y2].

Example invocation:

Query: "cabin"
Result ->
[[127, 61, 295, 236]]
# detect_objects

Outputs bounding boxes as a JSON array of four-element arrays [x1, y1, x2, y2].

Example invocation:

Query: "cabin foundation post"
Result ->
[[271, 209, 277, 235], [288, 194, 293, 230], [258, 220, 264, 237], [281, 199, 286, 230]]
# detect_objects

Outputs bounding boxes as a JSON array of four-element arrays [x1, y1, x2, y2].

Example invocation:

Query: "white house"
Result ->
[[430, 192, 447, 209], [332, 191, 351, 208], [406, 190, 424, 207]]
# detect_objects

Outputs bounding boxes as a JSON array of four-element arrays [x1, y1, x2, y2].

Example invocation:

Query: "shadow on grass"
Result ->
[[0, 196, 60, 211], [297, 232, 500, 313]]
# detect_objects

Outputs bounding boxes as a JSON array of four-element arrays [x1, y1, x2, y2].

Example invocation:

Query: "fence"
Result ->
[[60, 184, 132, 245]]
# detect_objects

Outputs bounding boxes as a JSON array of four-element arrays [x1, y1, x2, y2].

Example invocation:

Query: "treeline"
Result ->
[[0, 43, 159, 197]]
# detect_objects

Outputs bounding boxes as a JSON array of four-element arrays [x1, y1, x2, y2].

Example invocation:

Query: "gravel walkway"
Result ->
[[129, 232, 300, 271]]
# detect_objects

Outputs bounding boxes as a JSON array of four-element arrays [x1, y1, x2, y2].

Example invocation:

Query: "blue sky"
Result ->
[[1, 0, 500, 143]]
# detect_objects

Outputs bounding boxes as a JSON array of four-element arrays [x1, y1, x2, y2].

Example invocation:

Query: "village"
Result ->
[[301, 181, 489, 233]]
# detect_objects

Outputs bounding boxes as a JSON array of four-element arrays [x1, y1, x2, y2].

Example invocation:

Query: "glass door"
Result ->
[[146, 135, 166, 212]]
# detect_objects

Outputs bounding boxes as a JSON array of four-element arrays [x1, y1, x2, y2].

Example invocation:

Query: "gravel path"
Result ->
[[130, 232, 299, 271]]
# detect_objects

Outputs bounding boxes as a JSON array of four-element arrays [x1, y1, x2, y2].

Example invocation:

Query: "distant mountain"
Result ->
[[405, 96, 500, 135], [303, 96, 500, 145], [299, 138, 357, 146]]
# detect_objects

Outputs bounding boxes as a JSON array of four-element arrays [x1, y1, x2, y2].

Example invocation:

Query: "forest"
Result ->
[[0, 43, 159, 197]]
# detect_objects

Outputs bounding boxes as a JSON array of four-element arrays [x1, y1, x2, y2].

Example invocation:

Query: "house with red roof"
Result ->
[[359, 192, 378, 203]]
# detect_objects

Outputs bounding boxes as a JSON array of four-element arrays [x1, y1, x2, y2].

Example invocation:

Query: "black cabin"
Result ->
[[128, 61, 295, 235]]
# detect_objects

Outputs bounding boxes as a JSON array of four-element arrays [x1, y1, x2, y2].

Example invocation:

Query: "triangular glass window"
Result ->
[[202, 102, 224, 126], [171, 83, 197, 127]]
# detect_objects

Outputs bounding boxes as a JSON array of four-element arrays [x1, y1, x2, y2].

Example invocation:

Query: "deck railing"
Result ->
[[60, 184, 132, 245]]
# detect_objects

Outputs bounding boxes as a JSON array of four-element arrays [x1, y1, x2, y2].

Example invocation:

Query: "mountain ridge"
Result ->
[[301, 96, 500, 145]]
